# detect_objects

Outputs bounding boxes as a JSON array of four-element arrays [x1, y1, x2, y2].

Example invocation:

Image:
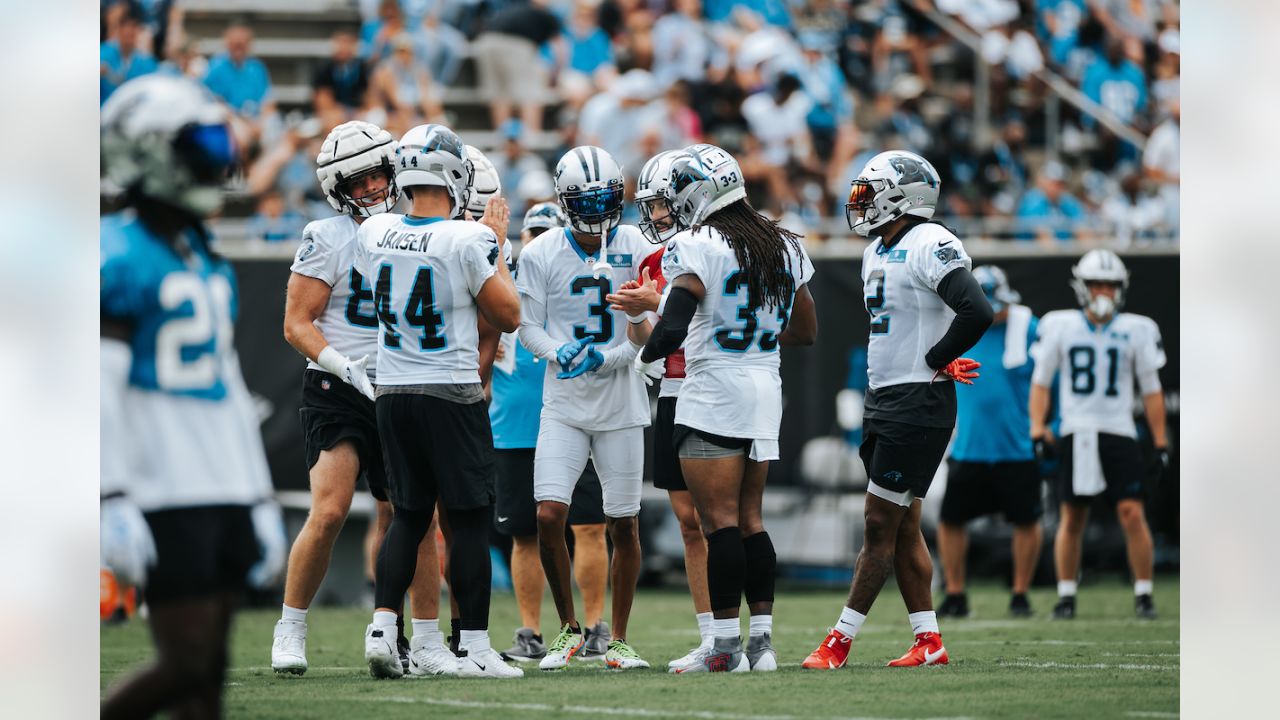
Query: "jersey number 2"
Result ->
[[375, 264, 447, 351], [865, 269, 889, 334]]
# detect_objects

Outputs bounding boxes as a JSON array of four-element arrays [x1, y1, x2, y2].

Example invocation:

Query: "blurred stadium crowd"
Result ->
[[101, 0, 1179, 246]]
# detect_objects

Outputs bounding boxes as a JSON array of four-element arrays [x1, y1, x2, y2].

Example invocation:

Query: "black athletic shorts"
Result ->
[[653, 397, 688, 491], [376, 393, 496, 512], [941, 460, 1043, 525], [1057, 433, 1146, 505], [859, 418, 952, 500], [143, 505, 259, 604], [494, 449, 605, 537], [299, 369, 388, 501]]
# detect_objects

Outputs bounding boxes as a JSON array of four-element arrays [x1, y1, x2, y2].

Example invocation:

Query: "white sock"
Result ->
[[373, 610, 398, 631], [1134, 579, 1154, 596], [1058, 580, 1078, 598], [460, 629, 490, 654], [908, 611, 939, 636], [834, 607, 866, 638], [412, 617, 442, 642], [712, 617, 739, 640], [748, 614, 772, 638], [696, 612, 714, 644], [281, 604, 307, 624]]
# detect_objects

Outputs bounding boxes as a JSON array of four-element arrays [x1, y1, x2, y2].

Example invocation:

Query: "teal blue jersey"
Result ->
[[952, 315, 1038, 463]]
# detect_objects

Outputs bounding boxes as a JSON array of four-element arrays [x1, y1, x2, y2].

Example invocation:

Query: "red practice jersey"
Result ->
[[639, 247, 686, 380]]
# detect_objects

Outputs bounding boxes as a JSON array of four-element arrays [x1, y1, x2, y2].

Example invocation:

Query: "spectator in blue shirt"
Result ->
[[556, 0, 616, 106], [937, 266, 1043, 620], [100, 12, 158, 103], [1016, 162, 1088, 243], [1082, 39, 1147, 127], [1036, 0, 1088, 67], [246, 190, 306, 243], [203, 23, 275, 120], [797, 31, 854, 160]]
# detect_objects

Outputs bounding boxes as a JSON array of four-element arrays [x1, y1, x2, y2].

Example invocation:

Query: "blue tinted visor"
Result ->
[[561, 186, 623, 223], [175, 123, 237, 183]]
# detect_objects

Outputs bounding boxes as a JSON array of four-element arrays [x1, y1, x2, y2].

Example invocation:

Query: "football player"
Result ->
[[491, 202, 613, 663], [355, 124, 523, 679], [635, 144, 818, 673], [606, 149, 716, 671], [936, 266, 1043, 619], [275, 120, 451, 677], [803, 151, 993, 670], [1029, 249, 1167, 620], [515, 145, 659, 670], [100, 75, 287, 718]]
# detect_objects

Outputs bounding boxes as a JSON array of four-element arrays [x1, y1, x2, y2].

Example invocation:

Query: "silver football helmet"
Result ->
[[972, 265, 1022, 314], [101, 74, 236, 217], [464, 144, 502, 218], [394, 123, 473, 218], [522, 201, 569, 237], [553, 145, 625, 236], [845, 150, 941, 237], [316, 120, 399, 218], [670, 143, 747, 228], [635, 149, 692, 244], [1071, 249, 1129, 320]]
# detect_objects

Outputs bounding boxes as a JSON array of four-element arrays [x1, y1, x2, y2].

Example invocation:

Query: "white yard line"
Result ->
[[996, 661, 1177, 672], [372, 695, 974, 720], [1124, 712, 1178, 718]]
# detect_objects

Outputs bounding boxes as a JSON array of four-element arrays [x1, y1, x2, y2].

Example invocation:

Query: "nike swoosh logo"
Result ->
[[473, 661, 486, 671], [924, 647, 945, 664], [497, 516, 509, 523], [938, 240, 953, 247]]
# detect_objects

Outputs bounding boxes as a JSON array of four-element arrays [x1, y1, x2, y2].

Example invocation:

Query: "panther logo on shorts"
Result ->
[[883, 470, 903, 484]]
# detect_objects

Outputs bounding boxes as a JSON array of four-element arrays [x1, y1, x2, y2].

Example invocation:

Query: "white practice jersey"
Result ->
[[291, 215, 380, 378], [354, 214, 501, 385], [861, 222, 972, 389], [1030, 310, 1165, 438], [661, 226, 814, 440], [516, 225, 659, 430]]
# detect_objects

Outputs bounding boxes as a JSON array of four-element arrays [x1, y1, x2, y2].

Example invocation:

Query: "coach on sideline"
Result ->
[[936, 266, 1043, 619]]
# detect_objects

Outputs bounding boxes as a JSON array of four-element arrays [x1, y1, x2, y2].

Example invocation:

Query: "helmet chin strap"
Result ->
[[1088, 295, 1116, 322], [592, 226, 612, 279]]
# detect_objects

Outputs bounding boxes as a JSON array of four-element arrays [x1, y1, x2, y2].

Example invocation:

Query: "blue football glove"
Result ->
[[557, 346, 604, 379], [555, 337, 591, 370]]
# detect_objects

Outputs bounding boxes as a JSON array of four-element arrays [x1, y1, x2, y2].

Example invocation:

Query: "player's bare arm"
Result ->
[[778, 283, 817, 346], [475, 271, 522, 333], [283, 272, 335, 364]]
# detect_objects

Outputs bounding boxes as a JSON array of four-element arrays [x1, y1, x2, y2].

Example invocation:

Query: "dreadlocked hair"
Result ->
[[698, 199, 804, 311]]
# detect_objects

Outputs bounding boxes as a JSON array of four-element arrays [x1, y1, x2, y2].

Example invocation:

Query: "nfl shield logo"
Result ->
[[321, 379, 331, 390]]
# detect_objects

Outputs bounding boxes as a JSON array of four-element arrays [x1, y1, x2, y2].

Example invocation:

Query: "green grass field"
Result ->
[[101, 579, 1178, 719]]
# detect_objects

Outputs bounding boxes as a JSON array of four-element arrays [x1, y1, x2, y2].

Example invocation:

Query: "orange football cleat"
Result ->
[[886, 632, 948, 667], [801, 628, 853, 669]]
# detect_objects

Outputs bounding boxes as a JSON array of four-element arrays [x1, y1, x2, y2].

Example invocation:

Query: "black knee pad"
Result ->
[[742, 531, 776, 605], [705, 526, 745, 613]]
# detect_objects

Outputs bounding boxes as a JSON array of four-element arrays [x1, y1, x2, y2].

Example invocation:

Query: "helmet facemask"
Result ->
[[637, 195, 684, 244], [335, 164, 398, 218], [846, 178, 906, 237], [1073, 280, 1126, 322], [560, 184, 623, 236]]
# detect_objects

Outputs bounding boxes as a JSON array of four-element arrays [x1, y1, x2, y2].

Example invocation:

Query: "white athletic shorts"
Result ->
[[534, 416, 643, 518]]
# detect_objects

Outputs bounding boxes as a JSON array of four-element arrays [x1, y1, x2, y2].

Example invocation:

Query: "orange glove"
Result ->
[[935, 358, 981, 385]]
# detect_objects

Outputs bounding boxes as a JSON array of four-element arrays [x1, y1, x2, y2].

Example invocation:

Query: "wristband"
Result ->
[[316, 346, 349, 377], [627, 313, 646, 324]]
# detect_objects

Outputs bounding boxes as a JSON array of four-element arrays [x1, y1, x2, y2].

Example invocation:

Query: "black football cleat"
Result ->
[[937, 593, 971, 619], [1135, 594, 1158, 620], [1009, 593, 1033, 618], [1052, 596, 1076, 620]]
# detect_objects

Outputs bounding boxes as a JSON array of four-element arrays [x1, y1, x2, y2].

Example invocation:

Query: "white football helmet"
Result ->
[[670, 143, 747, 228], [554, 145, 625, 235], [522, 201, 569, 237], [845, 150, 941, 237], [316, 121, 399, 218], [972, 265, 1021, 313], [464, 144, 502, 218], [1071, 249, 1129, 320], [394, 124, 473, 218], [101, 74, 236, 217], [635, 149, 692, 244]]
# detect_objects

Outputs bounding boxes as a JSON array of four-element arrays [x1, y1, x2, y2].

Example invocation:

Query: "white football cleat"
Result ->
[[667, 642, 712, 673], [365, 624, 404, 679], [271, 620, 307, 675], [408, 635, 458, 677], [457, 647, 524, 678], [539, 624, 585, 670]]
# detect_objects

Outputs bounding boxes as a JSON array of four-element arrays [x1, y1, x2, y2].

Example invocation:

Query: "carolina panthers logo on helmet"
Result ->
[[890, 156, 937, 188]]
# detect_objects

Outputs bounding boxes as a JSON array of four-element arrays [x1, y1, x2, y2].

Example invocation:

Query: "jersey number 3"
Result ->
[[375, 264, 447, 351], [715, 271, 787, 352], [571, 276, 613, 343]]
